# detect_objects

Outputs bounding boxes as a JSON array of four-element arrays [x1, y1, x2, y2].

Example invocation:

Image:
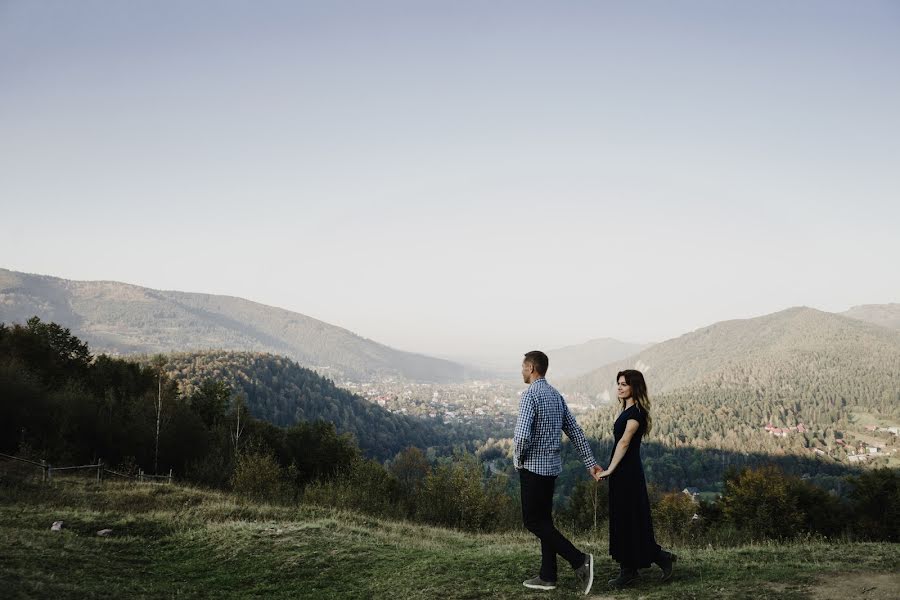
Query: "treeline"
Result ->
[[563, 464, 899, 544], [0, 318, 518, 532], [574, 367, 899, 488], [0, 318, 346, 482], [146, 350, 483, 460], [3, 317, 897, 543]]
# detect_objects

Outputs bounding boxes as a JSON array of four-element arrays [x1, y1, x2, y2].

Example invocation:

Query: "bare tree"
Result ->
[[231, 393, 247, 455], [151, 354, 166, 474]]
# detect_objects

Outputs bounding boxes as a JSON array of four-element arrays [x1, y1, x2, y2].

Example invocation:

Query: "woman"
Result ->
[[597, 369, 676, 587]]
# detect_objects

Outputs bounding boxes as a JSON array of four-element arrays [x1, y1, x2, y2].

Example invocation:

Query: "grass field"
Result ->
[[1, 480, 898, 599]]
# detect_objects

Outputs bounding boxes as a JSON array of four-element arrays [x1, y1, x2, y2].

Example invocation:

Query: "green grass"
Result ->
[[1, 480, 898, 599]]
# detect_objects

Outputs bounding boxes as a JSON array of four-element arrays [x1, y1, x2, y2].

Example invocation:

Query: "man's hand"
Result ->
[[590, 465, 603, 481], [597, 467, 613, 480]]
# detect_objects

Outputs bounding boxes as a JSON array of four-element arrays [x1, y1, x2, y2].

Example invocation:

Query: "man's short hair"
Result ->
[[523, 350, 549, 376]]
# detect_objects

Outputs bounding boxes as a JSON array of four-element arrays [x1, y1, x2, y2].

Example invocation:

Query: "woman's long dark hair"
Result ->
[[617, 369, 652, 434]]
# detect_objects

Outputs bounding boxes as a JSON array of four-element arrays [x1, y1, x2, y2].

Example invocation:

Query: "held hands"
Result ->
[[590, 465, 613, 481]]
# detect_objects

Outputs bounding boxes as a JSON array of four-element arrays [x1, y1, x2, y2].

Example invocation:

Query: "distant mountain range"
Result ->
[[842, 303, 900, 332], [566, 306, 900, 403], [0, 268, 475, 383], [547, 337, 650, 379]]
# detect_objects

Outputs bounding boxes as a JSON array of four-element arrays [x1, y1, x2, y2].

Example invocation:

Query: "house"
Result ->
[[682, 487, 700, 501]]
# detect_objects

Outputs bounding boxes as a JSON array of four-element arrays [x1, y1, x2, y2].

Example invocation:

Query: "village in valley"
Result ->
[[337, 378, 602, 435], [339, 379, 524, 431], [763, 416, 899, 466]]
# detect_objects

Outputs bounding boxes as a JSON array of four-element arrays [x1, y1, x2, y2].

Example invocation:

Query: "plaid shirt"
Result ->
[[513, 378, 597, 476]]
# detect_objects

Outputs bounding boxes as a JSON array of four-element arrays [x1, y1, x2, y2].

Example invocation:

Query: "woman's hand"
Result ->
[[591, 465, 612, 480]]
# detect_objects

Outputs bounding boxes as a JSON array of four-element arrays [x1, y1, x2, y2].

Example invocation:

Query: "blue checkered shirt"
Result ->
[[513, 378, 597, 476]]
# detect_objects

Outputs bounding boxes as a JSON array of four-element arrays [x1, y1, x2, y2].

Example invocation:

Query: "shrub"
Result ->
[[847, 468, 900, 541], [230, 450, 285, 502], [563, 478, 608, 535], [721, 466, 802, 539], [653, 491, 698, 545]]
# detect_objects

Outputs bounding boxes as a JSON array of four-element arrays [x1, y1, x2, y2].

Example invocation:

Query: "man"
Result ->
[[514, 350, 602, 595]]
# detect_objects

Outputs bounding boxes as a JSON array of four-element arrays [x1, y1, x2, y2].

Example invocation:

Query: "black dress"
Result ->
[[608, 404, 661, 568]]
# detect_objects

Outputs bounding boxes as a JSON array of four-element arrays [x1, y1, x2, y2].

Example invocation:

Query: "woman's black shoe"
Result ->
[[607, 567, 639, 588], [654, 550, 678, 581]]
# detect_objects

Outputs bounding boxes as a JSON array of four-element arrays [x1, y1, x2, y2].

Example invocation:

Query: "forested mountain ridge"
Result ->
[[149, 350, 477, 460], [567, 308, 900, 486], [567, 306, 900, 402], [0, 268, 472, 383]]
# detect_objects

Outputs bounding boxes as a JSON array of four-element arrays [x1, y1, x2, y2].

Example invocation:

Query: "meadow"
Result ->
[[1, 479, 897, 599]]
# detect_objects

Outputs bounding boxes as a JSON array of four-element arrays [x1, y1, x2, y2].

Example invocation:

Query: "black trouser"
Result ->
[[519, 468, 585, 582]]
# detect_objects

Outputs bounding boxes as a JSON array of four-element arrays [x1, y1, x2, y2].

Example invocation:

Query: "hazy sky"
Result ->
[[2, 1, 898, 359]]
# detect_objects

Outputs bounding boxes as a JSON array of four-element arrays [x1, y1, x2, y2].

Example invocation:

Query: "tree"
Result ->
[[389, 446, 430, 507], [151, 354, 167, 474], [190, 379, 232, 428], [564, 478, 608, 535], [721, 466, 802, 539], [848, 468, 900, 541], [653, 492, 697, 545]]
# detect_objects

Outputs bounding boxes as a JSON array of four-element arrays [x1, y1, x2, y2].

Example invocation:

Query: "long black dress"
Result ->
[[608, 404, 661, 568]]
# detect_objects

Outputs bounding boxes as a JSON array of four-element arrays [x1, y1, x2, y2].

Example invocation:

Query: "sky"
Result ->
[[1, 1, 899, 360]]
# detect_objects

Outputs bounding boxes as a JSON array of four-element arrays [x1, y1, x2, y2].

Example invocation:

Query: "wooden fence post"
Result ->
[[97, 459, 103, 483], [47, 464, 52, 483], [41, 459, 47, 483], [168, 468, 173, 484], [139, 469, 143, 483]]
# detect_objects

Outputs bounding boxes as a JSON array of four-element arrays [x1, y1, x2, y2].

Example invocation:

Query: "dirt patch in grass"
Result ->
[[809, 572, 899, 600]]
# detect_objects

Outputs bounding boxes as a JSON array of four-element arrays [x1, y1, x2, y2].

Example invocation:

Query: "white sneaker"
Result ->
[[522, 576, 557, 590], [574, 553, 594, 595]]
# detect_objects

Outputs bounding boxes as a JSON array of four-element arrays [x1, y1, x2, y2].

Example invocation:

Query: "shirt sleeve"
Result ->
[[513, 389, 536, 469], [561, 400, 598, 470]]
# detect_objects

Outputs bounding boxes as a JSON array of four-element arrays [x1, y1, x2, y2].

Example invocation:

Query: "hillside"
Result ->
[[567, 307, 900, 402], [547, 337, 649, 379], [0, 268, 472, 382], [843, 303, 900, 332], [567, 308, 900, 483], [1, 481, 897, 599], [152, 350, 476, 460]]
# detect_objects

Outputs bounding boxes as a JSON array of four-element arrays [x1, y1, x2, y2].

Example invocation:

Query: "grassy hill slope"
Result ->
[[2, 480, 898, 599]]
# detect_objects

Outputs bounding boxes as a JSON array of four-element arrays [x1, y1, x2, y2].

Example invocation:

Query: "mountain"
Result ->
[[546, 337, 649, 379], [567, 307, 900, 487], [153, 350, 472, 460], [842, 303, 900, 333], [0, 268, 472, 383], [566, 306, 900, 403]]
